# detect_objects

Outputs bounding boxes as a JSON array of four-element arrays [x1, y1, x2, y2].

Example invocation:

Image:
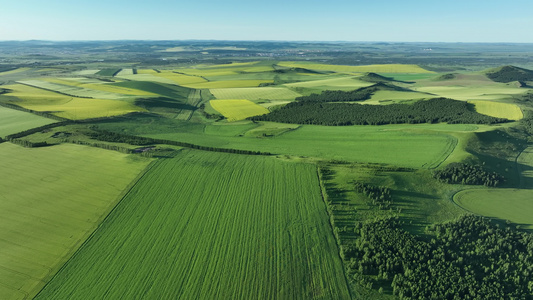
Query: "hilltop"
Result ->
[[485, 65, 533, 83]]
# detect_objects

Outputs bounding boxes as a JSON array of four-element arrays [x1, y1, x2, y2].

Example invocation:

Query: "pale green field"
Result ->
[[179, 62, 274, 75], [136, 69, 159, 74], [116, 68, 134, 76], [181, 79, 273, 89], [469, 100, 523, 120], [363, 90, 429, 104], [278, 62, 435, 73], [284, 75, 373, 89], [18, 80, 133, 100], [116, 73, 179, 85], [0, 106, 56, 137], [43, 78, 157, 97], [154, 71, 208, 85], [35, 150, 350, 299], [210, 99, 270, 121], [412, 84, 527, 101], [0, 143, 152, 300], [3, 84, 144, 120], [72, 69, 100, 75], [210, 86, 301, 100], [454, 189, 533, 229], [0, 68, 31, 76]]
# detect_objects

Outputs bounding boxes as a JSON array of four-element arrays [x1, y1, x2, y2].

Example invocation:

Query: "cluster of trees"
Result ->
[[342, 215, 533, 299], [5, 122, 70, 140], [519, 111, 533, 138], [294, 83, 406, 103], [433, 162, 504, 187], [251, 98, 507, 126], [354, 182, 393, 209], [84, 129, 153, 145]]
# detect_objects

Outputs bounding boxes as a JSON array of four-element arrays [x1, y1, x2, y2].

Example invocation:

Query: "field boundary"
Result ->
[[316, 165, 353, 299], [32, 158, 160, 299]]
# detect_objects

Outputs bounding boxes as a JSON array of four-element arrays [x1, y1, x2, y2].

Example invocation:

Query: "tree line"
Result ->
[[84, 128, 272, 156], [341, 215, 533, 299], [251, 98, 508, 126], [433, 163, 505, 187]]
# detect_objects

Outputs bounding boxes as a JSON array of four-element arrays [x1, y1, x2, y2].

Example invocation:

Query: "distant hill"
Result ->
[[485, 65, 533, 83], [436, 73, 457, 80], [295, 82, 412, 103], [359, 72, 395, 83]]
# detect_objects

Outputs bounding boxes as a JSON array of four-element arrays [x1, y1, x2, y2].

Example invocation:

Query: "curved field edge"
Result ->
[[133, 123, 468, 168], [453, 189, 533, 229], [0, 143, 152, 300], [35, 150, 350, 299]]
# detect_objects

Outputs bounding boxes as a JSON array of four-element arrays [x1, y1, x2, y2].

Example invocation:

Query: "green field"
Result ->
[[210, 86, 301, 101], [18, 79, 133, 99], [125, 122, 469, 168], [412, 82, 527, 101], [0, 143, 152, 300], [36, 150, 350, 299], [454, 189, 533, 229], [283, 76, 373, 90], [278, 62, 435, 74], [0, 106, 56, 137], [42, 77, 157, 97], [2, 84, 144, 120], [181, 79, 274, 89]]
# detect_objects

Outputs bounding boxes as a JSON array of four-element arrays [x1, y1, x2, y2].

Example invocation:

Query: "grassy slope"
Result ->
[[0, 143, 151, 300], [36, 150, 350, 299], [453, 144, 533, 229], [135, 123, 471, 168], [0, 106, 56, 137], [2, 84, 143, 120]]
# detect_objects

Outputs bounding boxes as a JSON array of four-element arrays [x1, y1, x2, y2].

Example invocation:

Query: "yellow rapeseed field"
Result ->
[[469, 100, 523, 120], [210, 99, 269, 121]]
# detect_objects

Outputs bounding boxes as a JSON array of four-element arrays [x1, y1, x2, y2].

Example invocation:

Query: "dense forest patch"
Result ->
[[251, 98, 508, 126], [342, 215, 533, 299], [486, 65, 533, 83], [433, 162, 505, 187]]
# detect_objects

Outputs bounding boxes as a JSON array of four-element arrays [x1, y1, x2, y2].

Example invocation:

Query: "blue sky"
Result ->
[[1, 0, 532, 42]]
